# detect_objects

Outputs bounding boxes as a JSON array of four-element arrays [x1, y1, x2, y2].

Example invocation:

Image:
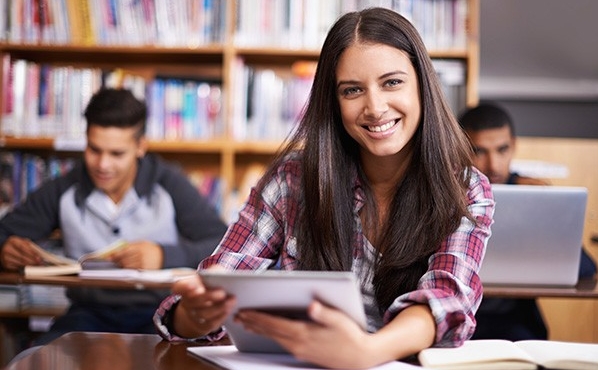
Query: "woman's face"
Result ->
[[336, 42, 421, 160]]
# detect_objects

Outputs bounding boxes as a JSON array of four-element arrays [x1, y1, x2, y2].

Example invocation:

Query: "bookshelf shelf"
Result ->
[[0, 43, 225, 65], [0, 0, 480, 221], [0, 137, 55, 150]]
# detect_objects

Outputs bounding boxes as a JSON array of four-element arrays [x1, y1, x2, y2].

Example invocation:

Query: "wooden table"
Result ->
[[483, 277, 598, 299], [4, 332, 231, 370]]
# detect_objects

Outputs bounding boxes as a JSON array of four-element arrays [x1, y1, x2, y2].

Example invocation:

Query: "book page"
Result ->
[[418, 340, 537, 370], [78, 240, 127, 263], [28, 243, 78, 266], [23, 240, 126, 276], [515, 340, 598, 370]]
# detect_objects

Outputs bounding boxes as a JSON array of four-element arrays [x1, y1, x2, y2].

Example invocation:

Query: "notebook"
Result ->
[[479, 184, 588, 287], [198, 270, 367, 354]]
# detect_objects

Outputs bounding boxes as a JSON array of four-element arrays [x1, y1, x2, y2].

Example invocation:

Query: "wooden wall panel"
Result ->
[[515, 137, 598, 343]]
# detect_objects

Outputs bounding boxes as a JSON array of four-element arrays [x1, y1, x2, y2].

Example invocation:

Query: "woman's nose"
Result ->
[[363, 90, 388, 119]]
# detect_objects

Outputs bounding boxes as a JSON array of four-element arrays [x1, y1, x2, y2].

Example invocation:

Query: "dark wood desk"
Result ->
[[4, 332, 231, 370], [483, 277, 598, 299]]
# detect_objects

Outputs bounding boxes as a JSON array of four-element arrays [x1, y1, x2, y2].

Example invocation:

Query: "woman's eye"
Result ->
[[341, 86, 361, 96], [385, 79, 403, 87]]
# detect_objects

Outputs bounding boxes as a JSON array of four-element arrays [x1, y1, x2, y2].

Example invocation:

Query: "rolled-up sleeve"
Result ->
[[153, 158, 302, 342], [383, 169, 494, 347]]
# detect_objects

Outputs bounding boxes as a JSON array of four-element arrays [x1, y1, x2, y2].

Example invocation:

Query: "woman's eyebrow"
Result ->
[[337, 70, 408, 87]]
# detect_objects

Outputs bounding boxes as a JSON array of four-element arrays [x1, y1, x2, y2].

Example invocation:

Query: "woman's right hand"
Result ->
[[171, 273, 236, 338]]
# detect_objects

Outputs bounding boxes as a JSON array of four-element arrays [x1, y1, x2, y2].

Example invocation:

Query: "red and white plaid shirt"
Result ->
[[154, 154, 494, 348]]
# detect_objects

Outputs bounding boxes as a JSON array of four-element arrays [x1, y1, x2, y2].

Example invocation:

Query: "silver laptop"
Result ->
[[479, 184, 587, 287]]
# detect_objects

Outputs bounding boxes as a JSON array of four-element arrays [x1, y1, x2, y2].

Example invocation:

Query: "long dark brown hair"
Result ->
[[255, 7, 474, 313]]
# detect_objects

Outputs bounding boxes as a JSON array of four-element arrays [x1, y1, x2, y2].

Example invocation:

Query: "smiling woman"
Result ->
[[337, 44, 421, 163], [154, 7, 495, 370]]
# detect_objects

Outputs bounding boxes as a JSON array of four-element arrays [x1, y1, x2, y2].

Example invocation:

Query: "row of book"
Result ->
[[1, 56, 225, 142], [432, 59, 467, 115], [0, 0, 467, 50], [0, 151, 76, 215], [2, 57, 98, 140], [0, 284, 68, 312], [235, 0, 469, 50], [0, 0, 226, 47], [147, 78, 224, 142], [0, 283, 66, 362], [231, 59, 316, 141], [2, 57, 464, 145]]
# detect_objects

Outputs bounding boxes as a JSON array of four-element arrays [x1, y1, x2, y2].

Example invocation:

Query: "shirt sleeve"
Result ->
[[153, 293, 227, 342], [383, 169, 494, 347], [154, 162, 300, 341], [0, 174, 70, 253]]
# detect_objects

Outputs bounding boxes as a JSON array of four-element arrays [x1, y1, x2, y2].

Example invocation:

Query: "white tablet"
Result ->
[[198, 269, 367, 354]]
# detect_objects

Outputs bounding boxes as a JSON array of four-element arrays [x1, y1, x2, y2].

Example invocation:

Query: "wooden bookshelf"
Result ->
[[0, 0, 480, 221]]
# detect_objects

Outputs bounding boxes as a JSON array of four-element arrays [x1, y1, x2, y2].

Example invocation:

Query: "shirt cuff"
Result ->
[[154, 294, 227, 342]]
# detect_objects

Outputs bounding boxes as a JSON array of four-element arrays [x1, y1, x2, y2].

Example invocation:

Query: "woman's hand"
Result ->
[[171, 273, 236, 338], [234, 301, 374, 369]]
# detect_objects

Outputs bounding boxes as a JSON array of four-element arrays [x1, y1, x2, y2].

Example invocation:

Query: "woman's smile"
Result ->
[[366, 119, 398, 133]]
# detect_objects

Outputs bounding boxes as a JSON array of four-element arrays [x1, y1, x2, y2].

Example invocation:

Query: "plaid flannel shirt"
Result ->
[[154, 154, 494, 347]]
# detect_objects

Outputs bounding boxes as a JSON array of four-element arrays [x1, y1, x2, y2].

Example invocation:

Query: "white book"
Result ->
[[10, 59, 27, 137], [418, 339, 598, 370], [0, 0, 7, 41]]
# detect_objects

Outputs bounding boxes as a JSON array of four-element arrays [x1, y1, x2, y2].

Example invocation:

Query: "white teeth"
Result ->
[[367, 120, 396, 132]]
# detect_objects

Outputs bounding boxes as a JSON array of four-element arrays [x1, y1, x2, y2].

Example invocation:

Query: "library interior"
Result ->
[[0, 0, 597, 369]]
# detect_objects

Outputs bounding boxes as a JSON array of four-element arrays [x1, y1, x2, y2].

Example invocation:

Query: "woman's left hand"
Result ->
[[234, 300, 375, 369]]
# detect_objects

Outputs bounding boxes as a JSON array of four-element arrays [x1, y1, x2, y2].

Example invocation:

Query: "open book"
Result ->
[[417, 339, 598, 370], [23, 240, 127, 277]]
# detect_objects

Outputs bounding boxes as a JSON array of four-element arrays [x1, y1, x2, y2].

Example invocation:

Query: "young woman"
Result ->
[[154, 7, 494, 369]]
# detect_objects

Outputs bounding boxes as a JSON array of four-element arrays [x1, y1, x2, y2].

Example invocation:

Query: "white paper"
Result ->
[[187, 345, 422, 370]]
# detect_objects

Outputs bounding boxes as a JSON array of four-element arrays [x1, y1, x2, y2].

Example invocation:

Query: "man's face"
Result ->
[[465, 125, 515, 184], [84, 125, 147, 203]]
